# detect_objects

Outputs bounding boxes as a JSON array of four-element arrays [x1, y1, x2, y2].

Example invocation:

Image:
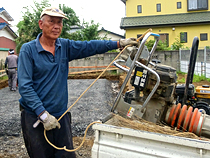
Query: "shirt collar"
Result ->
[[36, 33, 62, 53]]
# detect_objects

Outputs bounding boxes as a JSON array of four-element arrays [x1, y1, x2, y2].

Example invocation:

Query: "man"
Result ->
[[5, 49, 18, 91], [18, 7, 139, 158]]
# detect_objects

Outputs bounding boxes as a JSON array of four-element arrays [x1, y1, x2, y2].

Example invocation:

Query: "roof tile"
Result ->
[[120, 11, 210, 29]]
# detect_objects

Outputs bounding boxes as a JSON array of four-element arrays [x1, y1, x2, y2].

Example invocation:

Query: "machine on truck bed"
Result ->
[[175, 37, 210, 115], [91, 33, 210, 158]]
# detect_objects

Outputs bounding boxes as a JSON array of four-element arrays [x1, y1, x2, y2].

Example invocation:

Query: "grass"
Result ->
[[0, 75, 8, 81], [177, 71, 210, 83]]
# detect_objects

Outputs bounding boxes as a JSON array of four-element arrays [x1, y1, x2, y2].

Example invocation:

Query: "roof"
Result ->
[[121, 0, 126, 4], [98, 27, 125, 38], [120, 11, 210, 29], [0, 22, 18, 38], [0, 22, 7, 29], [70, 25, 84, 29], [0, 48, 9, 51], [0, 7, 14, 21]]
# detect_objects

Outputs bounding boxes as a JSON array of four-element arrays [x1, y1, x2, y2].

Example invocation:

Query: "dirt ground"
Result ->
[[0, 72, 210, 158]]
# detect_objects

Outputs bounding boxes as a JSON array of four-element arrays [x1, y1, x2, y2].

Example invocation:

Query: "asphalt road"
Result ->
[[0, 79, 118, 137]]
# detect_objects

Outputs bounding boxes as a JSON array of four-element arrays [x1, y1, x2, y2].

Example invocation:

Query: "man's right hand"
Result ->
[[119, 38, 140, 47], [5, 68, 8, 75], [39, 111, 60, 131]]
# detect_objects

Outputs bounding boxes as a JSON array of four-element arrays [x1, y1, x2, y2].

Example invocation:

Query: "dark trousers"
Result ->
[[21, 110, 76, 158], [8, 69, 17, 91]]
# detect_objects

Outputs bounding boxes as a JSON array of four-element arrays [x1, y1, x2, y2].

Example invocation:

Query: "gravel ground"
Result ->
[[0, 79, 119, 158]]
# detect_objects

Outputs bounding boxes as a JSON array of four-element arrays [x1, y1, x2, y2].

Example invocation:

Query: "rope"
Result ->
[[44, 28, 153, 152]]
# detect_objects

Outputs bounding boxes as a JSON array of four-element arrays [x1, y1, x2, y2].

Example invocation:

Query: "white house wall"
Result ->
[[106, 33, 122, 41], [0, 28, 15, 41], [98, 30, 122, 41], [0, 50, 7, 62]]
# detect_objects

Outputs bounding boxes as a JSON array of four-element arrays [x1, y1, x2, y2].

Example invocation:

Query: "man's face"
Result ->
[[39, 15, 63, 40]]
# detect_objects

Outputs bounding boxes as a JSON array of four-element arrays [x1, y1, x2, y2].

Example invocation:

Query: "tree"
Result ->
[[69, 20, 109, 41], [171, 36, 185, 50], [145, 39, 170, 51], [15, 0, 106, 53], [15, 0, 50, 53], [59, 4, 80, 38]]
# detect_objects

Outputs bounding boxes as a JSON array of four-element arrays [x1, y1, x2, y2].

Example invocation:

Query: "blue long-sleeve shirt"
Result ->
[[18, 33, 118, 117]]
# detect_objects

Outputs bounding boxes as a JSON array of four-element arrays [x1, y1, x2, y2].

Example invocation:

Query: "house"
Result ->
[[98, 27, 125, 41], [120, 0, 210, 48], [69, 25, 124, 41], [69, 25, 84, 34], [0, 7, 17, 61]]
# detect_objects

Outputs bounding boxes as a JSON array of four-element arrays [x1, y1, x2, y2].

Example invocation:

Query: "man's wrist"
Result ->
[[38, 110, 48, 122], [38, 110, 46, 117], [117, 41, 121, 48]]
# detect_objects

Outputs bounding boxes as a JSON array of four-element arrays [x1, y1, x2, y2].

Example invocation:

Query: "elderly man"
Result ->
[[18, 7, 139, 158], [5, 49, 18, 91]]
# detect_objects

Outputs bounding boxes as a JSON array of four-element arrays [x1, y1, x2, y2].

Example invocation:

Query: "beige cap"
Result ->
[[40, 7, 68, 20]]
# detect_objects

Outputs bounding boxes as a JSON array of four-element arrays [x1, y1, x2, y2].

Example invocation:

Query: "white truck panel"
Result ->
[[91, 124, 210, 158]]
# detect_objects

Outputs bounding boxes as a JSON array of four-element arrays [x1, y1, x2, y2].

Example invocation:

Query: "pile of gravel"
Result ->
[[0, 79, 118, 137], [69, 79, 118, 136], [0, 79, 119, 157]]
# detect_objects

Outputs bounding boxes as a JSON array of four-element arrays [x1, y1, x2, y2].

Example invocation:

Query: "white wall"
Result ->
[[0, 28, 15, 41], [0, 50, 8, 63], [98, 30, 123, 41]]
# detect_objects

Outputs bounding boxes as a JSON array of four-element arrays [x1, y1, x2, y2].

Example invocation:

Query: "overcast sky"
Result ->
[[3, 0, 126, 35]]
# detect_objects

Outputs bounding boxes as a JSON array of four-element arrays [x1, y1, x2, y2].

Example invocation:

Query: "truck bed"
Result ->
[[91, 116, 210, 158]]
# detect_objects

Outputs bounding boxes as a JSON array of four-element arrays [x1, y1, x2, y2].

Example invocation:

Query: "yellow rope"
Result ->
[[44, 121, 101, 152], [44, 28, 153, 152]]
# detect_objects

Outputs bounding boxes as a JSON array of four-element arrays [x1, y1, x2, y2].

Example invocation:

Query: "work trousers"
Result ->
[[21, 110, 76, 158], [8, 68, 17, 91]]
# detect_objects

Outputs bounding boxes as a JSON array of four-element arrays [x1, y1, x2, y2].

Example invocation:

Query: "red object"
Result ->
[[177, 105, 187, 130], [166, 103, 203, 135]]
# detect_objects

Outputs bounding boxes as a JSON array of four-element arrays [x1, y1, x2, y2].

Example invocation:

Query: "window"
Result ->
[[177, 2, 182, 9], [157, 4, 161, 12], [188, 0, 208, 11], [137, 5, 142, 13], [200, 33, 208, 41], [180, 32, 187, 43], [159, 34, 169, 46]]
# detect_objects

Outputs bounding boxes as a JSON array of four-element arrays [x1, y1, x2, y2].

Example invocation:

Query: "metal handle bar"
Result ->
[[113, 59, 129, 72]]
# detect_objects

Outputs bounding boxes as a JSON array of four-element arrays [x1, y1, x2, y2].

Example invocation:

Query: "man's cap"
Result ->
[[9, 49, 14, 54], [40, 7, 68, 20]]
